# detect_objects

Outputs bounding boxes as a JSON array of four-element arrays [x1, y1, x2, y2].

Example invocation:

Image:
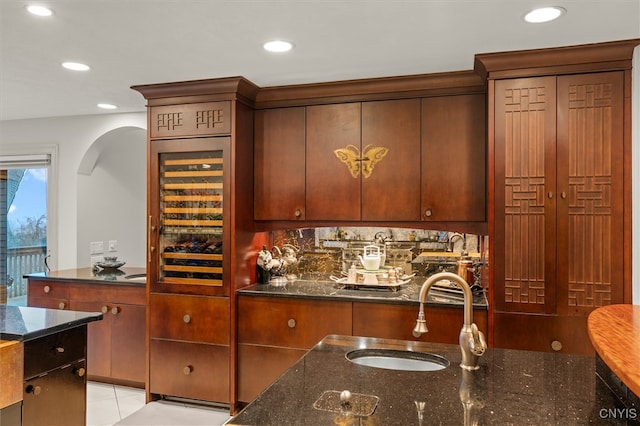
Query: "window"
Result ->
[[1, 151, 55, 306]]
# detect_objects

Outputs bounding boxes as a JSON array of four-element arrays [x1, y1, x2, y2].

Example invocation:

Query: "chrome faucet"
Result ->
[[413, 272, 487, 370]]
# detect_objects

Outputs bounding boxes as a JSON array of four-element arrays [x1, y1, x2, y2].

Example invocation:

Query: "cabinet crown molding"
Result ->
[[474, 38, 640, 80]]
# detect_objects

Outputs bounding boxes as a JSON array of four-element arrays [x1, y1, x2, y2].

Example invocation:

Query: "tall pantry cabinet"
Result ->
[[476, 40, 638, 354], [132, 78, 258, 408]]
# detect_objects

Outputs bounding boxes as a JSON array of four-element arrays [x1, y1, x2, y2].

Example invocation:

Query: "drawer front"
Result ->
[[150, 293, 229, 344], [150, 339, 229, 403], [24, 326, 86, 379], [238, 296, 352, 348], [28, 280, 69, 300], [238, 344, 306, 403]]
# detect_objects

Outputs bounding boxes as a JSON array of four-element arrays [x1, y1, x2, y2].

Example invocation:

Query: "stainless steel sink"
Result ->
[[346, 349, 449, 371]]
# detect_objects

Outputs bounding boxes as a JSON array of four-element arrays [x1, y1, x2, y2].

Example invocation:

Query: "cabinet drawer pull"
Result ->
[[111, 307, 120, 315], [294, 209, 302, 218], [551, 340, 562, 351], [25, 385, 42, 396], [183, 314, 191, 324], [73, 367, 86, 377], [424, 209, 433, 218], [58, 302, 66, 310], [101, 306, 109, 314], [288, 318, 296, 328], [183, 365, 193, 375], [44, 285, 51, 294], [54, 346, 65, 353]]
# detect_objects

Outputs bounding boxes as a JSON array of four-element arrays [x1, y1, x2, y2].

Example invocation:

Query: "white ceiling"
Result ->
[[1, 0, 638, 121]]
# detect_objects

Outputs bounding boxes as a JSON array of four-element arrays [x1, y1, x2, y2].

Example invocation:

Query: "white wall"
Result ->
[[77, 126, 147, 267], [0, 112, 146, 270]]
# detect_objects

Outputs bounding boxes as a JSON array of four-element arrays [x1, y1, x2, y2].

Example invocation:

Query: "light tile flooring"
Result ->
[[87, 382, 231, 426]]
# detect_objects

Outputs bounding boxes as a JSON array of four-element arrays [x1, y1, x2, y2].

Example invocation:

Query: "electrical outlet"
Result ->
[[90, 241, 104, 254], [108, 240, 117, 252]]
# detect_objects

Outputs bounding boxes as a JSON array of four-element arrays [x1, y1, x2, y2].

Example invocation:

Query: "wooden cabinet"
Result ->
[[254, 93, 486, 226], [237, 296, 352, 402], [149, 293, 230, 402], [352, 302, 488, 344], [22, 326, 88, 426], [421, 94, 486, 222], [133, 78, 257, 409], [254, 107, 306, 221], [236, 295, 486, 402], [307, 99, 422, 221], [490, 72, 627, 354], [27, 278, 146, 386]]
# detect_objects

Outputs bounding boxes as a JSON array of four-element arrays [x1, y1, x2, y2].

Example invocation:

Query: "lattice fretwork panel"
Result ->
[[566, 83, 613, 308], [502, 86, 548, 306]]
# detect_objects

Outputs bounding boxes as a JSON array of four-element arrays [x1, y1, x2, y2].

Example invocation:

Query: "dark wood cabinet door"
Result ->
[[306, 103, 361, 220], [254, 107, 306, 221], [111, 303, 146, 383], [493, 76, 557, 315], [362, 99, 421, 221], [353, 302, 488, 345], [71, 300, 111, 379], [421, 94, 486, 222], [555, 72, 625, 315]]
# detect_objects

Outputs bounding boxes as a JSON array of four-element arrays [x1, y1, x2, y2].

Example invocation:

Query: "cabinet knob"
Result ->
[[424, 209, 433, 218], [25, 385, 42, 396], [54, 346, 65, 354], [101, 306, 109, 314], [294, 209, 302, 218], [548, 192, 553, 199], [183, 314, 191, 324], [288, 318, 296, 328], [58, 302, 66, 310], [551, 340, 563, 351], [111, 307, 120, 315], [561, 191, 567, 199], [183, 365, 193, 375], [74, 367, 86, 377], [44, 285, 51, 294]]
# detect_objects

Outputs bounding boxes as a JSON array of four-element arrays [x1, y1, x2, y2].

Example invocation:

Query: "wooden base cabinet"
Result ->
[[237, 296, 352, 403], [22, 326, 87, 426], [27, 278, 146, 386], [237, 296, 487, 403]]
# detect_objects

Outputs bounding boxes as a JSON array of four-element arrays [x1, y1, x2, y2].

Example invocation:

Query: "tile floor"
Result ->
[[87, 382, 232, 426]]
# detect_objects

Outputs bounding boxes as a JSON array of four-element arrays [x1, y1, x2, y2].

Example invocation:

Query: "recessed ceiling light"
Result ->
[[97, 103, 118, 110], [263, 40, 294, 53], [26, 5, 54, 17], [524, 6, 565, 23], [62, 62, 91, 71]]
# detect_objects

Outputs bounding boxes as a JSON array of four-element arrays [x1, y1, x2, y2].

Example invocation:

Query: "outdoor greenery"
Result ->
[[8, 214, 47, 248]]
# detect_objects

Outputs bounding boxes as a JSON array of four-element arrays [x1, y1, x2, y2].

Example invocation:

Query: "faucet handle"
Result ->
[[469, 323, 487, 356]]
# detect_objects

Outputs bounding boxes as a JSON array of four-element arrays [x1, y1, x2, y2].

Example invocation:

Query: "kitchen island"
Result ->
[[228, 334, 633, 425], [0, 305, 103, 425]]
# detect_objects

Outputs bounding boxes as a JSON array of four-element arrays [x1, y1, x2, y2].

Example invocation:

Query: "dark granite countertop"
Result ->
[[25, 267, 146, 287], [0, 305, 103, 341], [227, 334, 631, 425], [237, 278, 488, 309]]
